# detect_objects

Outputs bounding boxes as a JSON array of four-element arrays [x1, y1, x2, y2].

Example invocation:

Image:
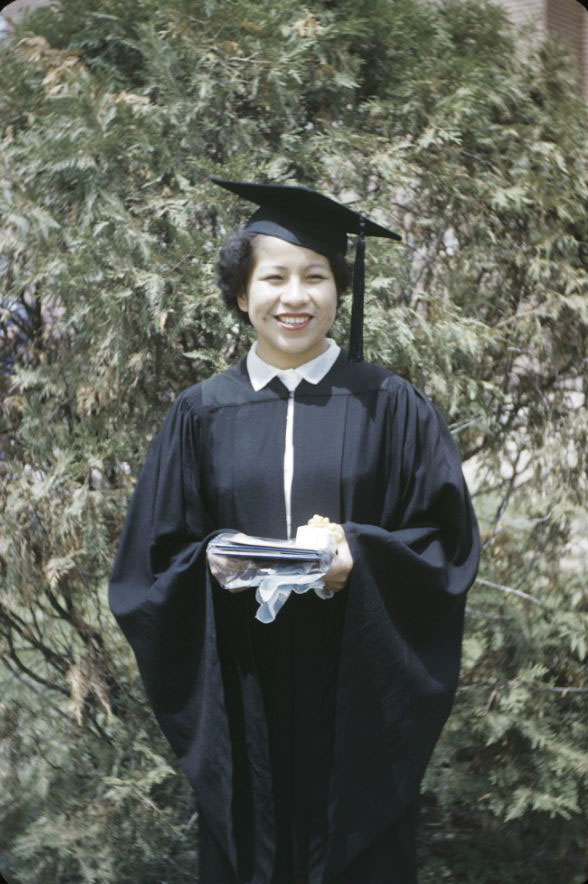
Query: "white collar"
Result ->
[[246, 339, 341, 392]]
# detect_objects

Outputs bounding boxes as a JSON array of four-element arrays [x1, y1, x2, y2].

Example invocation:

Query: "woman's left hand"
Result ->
[[323, 531, 354, 592]]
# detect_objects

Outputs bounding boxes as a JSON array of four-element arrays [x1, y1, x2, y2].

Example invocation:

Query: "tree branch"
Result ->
[[0, 606, 71, 674], [3, 630, 70, 697], [3, 658, 73, 726], [475, 577, 544, 606], [458, 680, 588, 695]]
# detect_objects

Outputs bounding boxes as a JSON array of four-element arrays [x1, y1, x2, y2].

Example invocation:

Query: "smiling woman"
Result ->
[[109, 177, 480, 884], [237, 235, 338, 369], [216, 226, 352, 324]]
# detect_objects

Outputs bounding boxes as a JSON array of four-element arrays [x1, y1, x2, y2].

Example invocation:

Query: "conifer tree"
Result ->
[[0, 0, 587, 881]]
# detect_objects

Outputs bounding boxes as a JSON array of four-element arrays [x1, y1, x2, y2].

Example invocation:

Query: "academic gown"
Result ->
[[109, 350, 480, 884]]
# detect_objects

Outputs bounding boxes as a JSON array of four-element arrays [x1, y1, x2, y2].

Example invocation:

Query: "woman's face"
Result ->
[[238, 234, 338, 369]]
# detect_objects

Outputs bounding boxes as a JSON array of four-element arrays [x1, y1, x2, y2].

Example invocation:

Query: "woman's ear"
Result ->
[[237, 291, 249, 313]]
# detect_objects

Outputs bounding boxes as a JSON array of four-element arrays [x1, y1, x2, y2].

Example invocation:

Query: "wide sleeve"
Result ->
[[109, 395, 211, 719], [344, 381, 480, 603], [108, 394, 236, 865], [324, 382, 480, 882]]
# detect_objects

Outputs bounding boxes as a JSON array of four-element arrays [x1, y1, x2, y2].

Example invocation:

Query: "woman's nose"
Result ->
[[281, 277, 308, 306]]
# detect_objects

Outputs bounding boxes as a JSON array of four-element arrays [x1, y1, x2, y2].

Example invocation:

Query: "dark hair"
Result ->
[[215, 228, 352, 323]]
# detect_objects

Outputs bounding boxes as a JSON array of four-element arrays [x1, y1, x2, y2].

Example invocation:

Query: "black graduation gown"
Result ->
[[109, 351, 480, 884]]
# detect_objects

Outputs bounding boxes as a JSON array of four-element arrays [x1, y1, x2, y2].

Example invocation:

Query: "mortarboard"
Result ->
[[211, 177, 401, 362]]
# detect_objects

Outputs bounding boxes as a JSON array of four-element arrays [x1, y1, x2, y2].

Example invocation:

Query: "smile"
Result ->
[[275, 314, 312, 329]]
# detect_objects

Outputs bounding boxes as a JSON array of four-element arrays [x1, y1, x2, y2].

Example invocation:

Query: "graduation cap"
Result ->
[[211, 177, 401, 362]]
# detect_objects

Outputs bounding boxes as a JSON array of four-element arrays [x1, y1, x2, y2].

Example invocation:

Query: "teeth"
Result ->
[[279, 316, 309, 325]]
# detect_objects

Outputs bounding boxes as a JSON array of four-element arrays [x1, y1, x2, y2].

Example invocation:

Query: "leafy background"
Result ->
[[0, 0, 587, 881]]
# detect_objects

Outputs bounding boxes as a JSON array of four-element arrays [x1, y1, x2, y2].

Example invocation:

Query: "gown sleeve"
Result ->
[[108, 393, 237, 868], [343, 379, 480, 603]]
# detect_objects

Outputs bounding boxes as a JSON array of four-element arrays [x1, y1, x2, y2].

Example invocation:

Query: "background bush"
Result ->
[[0, 0, 587, 881]]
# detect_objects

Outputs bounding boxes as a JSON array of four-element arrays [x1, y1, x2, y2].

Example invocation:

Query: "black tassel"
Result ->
[[349, 217, 366, 362]]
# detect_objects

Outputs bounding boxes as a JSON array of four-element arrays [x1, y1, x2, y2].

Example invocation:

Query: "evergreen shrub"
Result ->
[[0, 0, 587, 881]]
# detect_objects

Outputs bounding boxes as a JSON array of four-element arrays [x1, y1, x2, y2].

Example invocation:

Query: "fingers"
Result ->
[[323, 533, 354, 591]]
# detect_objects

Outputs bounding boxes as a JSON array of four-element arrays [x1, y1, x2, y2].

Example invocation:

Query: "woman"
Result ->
[[109, 178, 480, 884]]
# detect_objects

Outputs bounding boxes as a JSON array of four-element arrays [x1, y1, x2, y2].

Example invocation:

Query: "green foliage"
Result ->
[[0, 0, 587, 881]]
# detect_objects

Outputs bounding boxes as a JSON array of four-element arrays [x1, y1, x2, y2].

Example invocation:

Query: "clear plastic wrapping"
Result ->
[[207, 531, 336, 623]]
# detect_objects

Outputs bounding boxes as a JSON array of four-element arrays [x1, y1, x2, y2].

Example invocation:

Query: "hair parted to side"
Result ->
[[215, 228, 352, 323]]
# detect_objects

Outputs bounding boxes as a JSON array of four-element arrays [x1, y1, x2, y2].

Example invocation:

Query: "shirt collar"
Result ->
[[246, 339, 341, 392]]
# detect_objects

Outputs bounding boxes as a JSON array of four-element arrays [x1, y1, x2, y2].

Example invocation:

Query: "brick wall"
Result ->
[[497, 0, 546, 30], [584, 9, 588, 99], [493, 0, 588, 100], [546, 0, 587, 98]]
